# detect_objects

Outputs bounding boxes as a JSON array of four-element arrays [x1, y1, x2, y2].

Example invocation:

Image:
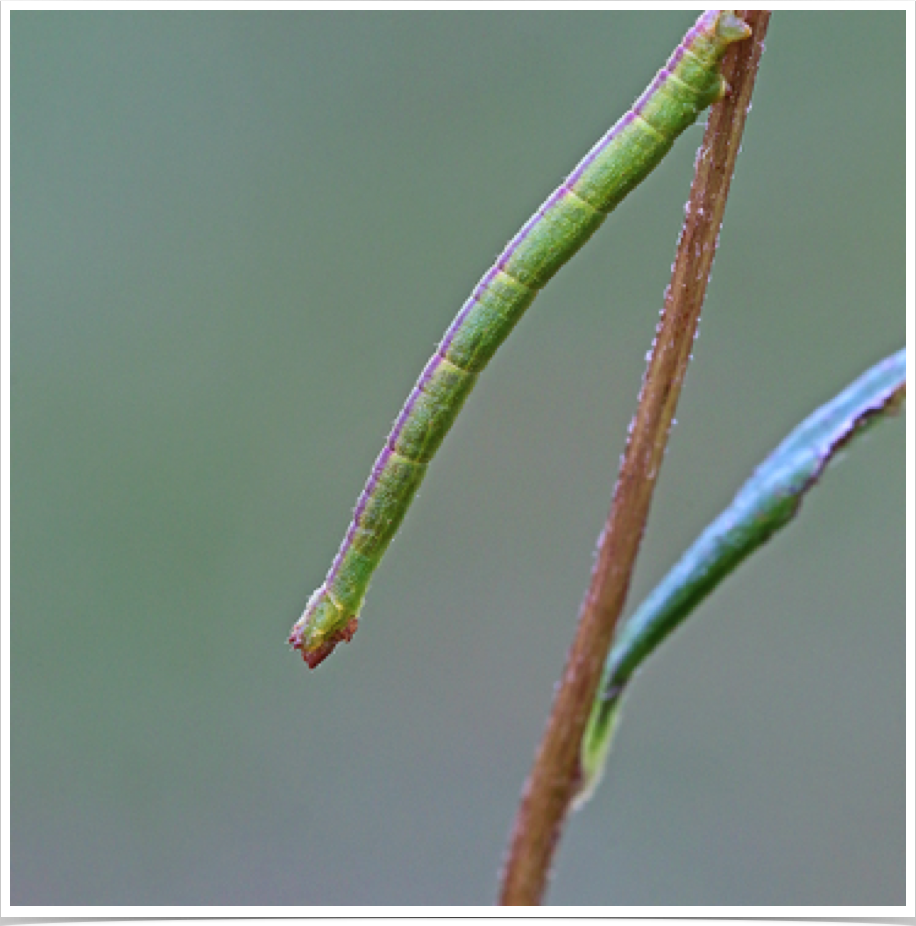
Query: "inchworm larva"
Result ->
[[289, 10, 751, 668]]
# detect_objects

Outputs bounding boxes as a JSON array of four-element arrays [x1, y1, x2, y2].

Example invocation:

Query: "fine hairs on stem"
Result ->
[[498, 10, 771, 906]]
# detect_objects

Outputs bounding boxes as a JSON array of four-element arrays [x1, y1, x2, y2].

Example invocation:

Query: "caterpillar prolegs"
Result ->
[[289, 10, 751, 668]]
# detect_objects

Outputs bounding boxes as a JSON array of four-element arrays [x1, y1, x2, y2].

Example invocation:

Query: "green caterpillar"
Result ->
[[290, 11, 751, 668]]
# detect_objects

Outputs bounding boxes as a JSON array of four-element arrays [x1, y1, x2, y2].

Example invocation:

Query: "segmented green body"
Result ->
[[290, 11, 751, 668]]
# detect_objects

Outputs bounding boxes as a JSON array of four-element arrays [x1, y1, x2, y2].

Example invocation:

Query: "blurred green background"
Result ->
[[12, 11, 904, 906]]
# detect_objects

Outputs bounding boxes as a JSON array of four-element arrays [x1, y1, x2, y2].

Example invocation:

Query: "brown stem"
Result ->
[[498, 11, 771, 906]]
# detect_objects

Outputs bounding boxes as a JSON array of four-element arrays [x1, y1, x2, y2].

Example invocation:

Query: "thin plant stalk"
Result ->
[[498, 10, 771, 906]]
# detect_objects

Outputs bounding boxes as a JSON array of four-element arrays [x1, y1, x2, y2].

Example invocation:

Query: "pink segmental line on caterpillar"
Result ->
[[289, 11, 750, 668]]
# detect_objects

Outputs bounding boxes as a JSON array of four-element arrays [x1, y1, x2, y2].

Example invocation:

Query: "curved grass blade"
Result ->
[[576, 348, 906, 806], [289, 11, 751, 668]]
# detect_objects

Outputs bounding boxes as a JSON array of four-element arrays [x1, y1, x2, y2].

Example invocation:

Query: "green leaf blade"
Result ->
[[577, 348, 906, 805]]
